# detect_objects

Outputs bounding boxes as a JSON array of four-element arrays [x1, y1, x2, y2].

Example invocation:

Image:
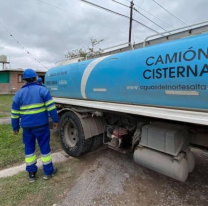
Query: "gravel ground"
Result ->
[[59, 147, 208, 206]]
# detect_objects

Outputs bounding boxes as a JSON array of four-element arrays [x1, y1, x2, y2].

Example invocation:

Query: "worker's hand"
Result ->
[[53, 123, 59, 129], [13, 131, 19, 135]]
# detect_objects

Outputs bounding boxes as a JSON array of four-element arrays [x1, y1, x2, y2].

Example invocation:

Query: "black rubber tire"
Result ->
[[90, 134, 103, 152], [59, 111, 92, 157]]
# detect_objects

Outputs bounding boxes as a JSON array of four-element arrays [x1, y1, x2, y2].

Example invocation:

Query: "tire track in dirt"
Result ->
[[59, 148, 208, 206]]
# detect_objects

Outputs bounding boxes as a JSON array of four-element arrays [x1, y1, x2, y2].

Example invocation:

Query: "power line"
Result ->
[[105, 22, 141, 43], [134, 4, 175, 29], [111, 0, 129, 8], [111, 0, 167, 32], [76, 0, 132, 20], [38, 0, 158, 44], [0, 21, 48, 70], [111, 0, 154, 42], [134, 8, 167, 31], [104, 14, 143, 43], [36, 0, 145, 44], [111, 0, 174, 30], [36, 0, 134, 38], [140, 0, 145, 7], [152, 0, 187, 26], [36, 0, 144, 46], [75, 0, 159, 34]]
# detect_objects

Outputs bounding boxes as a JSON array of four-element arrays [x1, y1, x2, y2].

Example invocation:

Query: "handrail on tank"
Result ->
[[102, 42, 130, 52], [130, 43, 134, 50], [102, 42, 135, 52], [143, 20, 208, 47]]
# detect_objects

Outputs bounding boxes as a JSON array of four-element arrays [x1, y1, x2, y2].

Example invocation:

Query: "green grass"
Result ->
[[0, 113, 8, 118], [0, 124, 65, 206], [0, 124, 24, 168], [0, 125, 62, 169], [0, 160, 82, 206], [0, 94, 14, 116]]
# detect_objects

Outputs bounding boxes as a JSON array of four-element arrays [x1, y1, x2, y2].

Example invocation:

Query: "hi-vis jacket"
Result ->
[[11, 82, 59, 131]]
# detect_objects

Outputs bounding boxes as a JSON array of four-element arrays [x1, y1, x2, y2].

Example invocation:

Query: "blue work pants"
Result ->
[[23, 125, 54, 175]]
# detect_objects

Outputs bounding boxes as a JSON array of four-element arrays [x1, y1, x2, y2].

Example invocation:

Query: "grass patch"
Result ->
[[0, 94, 14, 113], [0, 125, 62, 169], [50, 129, 62, 153], [0, 124, 24, 168], [0, 159, 83, 206], [0, 113, 8, 118], [0, 125, 65, 206]]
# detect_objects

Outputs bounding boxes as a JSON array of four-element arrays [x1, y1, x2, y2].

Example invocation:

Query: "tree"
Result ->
[[65, 38, 104, 61]]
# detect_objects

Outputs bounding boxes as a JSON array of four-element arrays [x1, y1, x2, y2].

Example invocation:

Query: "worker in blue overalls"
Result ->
[[11, 68, 59, 183], [37, 77, 45, 87]]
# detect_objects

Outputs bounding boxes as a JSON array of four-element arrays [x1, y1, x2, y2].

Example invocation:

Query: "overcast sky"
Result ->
[[0, 0, 208, 71]]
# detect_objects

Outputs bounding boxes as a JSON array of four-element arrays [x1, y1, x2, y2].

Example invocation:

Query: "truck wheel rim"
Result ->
[[64, 121, 78, 147]]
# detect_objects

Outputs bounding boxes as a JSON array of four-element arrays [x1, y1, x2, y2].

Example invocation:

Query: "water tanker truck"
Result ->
[[45, 24, 208, 182]]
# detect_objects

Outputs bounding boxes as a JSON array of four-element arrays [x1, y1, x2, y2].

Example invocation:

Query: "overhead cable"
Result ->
[[111, 0, 174, 30], [75, 0, 159, 34], [0, 21, 48, 70], [36, 0, 133, 38], [134, 8, 167, 31], [105, 22, 143, 43], [76, 0, 132, 19], [111, 0, 129, 8], [140, 0, 145, 7], [134, 4, 175, 29], [152, 0, 187, 26]]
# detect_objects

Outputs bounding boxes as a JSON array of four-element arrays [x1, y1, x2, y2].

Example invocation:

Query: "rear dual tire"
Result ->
[[59, 111, 103, 157], [90, 134, 103, 152]]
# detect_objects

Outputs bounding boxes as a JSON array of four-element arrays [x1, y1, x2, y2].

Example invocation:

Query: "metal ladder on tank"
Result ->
[[94, 20, 208, 58]]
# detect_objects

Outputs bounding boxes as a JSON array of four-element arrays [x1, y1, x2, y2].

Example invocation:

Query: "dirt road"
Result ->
[[59, 147, 208, 206]]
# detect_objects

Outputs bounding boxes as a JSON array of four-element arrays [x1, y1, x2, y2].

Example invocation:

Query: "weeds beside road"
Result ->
[[0, 124, 64, 206], [0, 158, 82, 206], [0, 95, 74, 206], [0, 124, 24, 168], [0, 125, 62, 169]]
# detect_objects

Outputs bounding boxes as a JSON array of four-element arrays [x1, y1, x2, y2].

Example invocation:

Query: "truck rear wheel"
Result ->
[[90, 134, 103, 152], [59, 111, 92, 157]]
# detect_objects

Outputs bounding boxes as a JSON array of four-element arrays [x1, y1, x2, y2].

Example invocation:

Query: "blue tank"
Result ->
[[45, 33, 208, 111]]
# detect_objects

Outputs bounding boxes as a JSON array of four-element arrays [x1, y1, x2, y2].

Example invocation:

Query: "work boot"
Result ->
[[43, 167, 58, 180], [28, 172, 36, 183]]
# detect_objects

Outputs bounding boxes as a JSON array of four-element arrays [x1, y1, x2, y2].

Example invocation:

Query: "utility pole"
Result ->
[[129, 1, 134, 45]]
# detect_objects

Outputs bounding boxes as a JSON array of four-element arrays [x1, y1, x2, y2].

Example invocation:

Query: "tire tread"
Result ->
[[59, 111, 92, 157]]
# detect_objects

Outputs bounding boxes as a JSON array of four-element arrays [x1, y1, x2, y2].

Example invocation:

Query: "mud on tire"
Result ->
[[59, 111, 92, 157]]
